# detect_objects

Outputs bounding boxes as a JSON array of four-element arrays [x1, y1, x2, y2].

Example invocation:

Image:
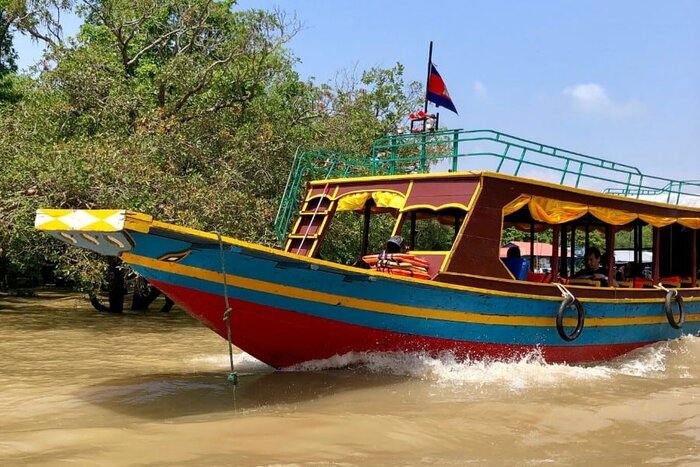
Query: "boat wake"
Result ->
[[187, 335, 698, 390], [289, 335, 700, 389]]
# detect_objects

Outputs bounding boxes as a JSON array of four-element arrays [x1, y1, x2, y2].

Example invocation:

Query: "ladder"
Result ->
[[283, 187, 336, 257]]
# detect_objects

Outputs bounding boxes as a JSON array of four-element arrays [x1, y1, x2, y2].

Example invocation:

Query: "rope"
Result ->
[[555, 283, 576, 303], [653, 282, 678, 298], [216, 230, 238, 386]]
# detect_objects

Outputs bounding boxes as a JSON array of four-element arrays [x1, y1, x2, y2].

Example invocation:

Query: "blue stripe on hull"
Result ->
[[130, 261, 698, 348]]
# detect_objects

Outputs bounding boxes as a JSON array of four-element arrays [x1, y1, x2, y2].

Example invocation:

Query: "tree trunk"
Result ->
[[131, 277, 162, 311], [160, 296, 174, 313], [90, 257, 125, 313]]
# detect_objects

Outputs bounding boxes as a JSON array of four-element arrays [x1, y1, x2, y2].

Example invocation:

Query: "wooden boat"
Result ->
[[35, 129, 700, 367]]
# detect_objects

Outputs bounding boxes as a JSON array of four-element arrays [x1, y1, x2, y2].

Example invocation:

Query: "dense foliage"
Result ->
[[0, 0, 421, 291]]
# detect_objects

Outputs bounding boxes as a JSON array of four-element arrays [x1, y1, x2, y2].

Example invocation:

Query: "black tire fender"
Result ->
[[556, 297, 585, 342], [664, 290, 684, 329]]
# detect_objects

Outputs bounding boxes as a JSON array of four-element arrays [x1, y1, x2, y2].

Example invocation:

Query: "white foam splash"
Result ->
[[188, 335, 699, 390], [289, 335, 700, 389]]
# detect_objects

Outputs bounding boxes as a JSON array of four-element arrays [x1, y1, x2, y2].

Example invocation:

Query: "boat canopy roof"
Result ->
[[307, 171, 700, 228], [307, 172, 480, 214]]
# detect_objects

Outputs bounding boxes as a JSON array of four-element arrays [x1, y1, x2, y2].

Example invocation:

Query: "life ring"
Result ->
[[556, 297, 585, 342], [664, 290, 684, 329], [362, 253, 430, 269]]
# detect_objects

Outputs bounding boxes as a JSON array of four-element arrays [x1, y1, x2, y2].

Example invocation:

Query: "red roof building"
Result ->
[[500, 241, 553, 258]]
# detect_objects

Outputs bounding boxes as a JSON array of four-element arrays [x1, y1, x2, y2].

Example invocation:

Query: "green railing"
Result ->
[[371, 129, 700, 205], [273, 148, 373, 244], [274, 129, 700, 244]]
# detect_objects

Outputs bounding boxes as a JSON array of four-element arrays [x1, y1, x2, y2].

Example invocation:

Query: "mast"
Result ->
[[423, 41, 433, 114]]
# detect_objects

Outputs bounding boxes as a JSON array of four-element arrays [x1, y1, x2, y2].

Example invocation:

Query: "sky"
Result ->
[[13, 0, 700, 182]]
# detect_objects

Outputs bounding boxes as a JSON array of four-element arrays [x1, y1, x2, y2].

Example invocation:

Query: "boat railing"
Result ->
[[273, 148, 373, 243], [275, 129, 700, 245], [370, 129, 700, 206]]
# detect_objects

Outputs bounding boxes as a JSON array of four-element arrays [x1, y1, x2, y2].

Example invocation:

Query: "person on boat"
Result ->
[[503, 245, 528, 280], [574, 246, 617, 287], [384, 235, 408, 254]]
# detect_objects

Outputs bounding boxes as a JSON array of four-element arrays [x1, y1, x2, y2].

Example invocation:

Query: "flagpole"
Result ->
[[423, 41, 433, 114]]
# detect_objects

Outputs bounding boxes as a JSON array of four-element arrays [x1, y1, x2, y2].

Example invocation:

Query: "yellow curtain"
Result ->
[[503, 195, 532, 216], [336, 192, 371, 211], [529, 196, 588, 224], [638, 214, 677, 228], [336, 191, 406, 212], [372, 191, 405, 210], [678, 217, 700, 229], [504, 193, 700, 229], [588, 206, 638, 225]]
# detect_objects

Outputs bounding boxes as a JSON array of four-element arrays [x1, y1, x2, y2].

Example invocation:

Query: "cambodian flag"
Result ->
[[427, 63, 458, 115]]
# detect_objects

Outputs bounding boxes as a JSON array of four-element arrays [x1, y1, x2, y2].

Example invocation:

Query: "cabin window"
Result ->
[[499, 224, 554, 280], [317, 203, 397, 265], [500, 194, 699, 288], [398, 210, 462, 252], [614, 224, 653, 281]]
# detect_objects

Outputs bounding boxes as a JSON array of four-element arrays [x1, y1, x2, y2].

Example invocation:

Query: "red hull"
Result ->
[[151, 280, 650, 368]]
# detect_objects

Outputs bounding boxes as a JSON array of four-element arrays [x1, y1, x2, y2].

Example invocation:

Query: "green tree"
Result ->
[[0, 1, 422, 305], [0, 0, 18, 102]]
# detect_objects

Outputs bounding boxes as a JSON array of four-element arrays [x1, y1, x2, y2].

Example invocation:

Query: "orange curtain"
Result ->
[[502, 195, 532, 216], [588, 206, 638, 225], [638, 214, 677, 228], [528, 196, 588, 224], [678, 217, 700, 229]]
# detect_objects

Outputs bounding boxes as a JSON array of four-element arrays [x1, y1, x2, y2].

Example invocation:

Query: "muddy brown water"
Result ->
[[0, 291, 698, 466]]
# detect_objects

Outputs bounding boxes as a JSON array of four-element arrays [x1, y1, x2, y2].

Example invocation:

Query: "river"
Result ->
[[1, 290, 698, 466]]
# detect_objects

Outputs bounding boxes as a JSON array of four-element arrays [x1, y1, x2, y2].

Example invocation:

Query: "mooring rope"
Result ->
[[216, 230, 238, 386], [555, 282, 576, 303]]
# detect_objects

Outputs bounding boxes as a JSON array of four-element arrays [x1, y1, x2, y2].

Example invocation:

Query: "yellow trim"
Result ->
[[404, 180, 415, 200], [498, 257, 518, 281], [401, 202, 470, 212], [123, 212, 153, 233], [120, 252, 699, 327], [310, 171, 482, 186], [391, 213, 405, 236], [289, 216, 303, 236]]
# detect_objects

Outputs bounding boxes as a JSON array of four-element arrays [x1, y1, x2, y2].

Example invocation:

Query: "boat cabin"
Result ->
[[283, 171, 700, 296]]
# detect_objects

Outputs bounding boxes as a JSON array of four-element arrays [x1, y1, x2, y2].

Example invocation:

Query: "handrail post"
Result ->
[[559, 159, 570, 185], [451, 129, 459, 172], [513, 147, 527, 176], [420, 133, 427, 173], [390, 135, 397, 175], [495, 145, 507, 173], [370, 148, 378, 176]]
